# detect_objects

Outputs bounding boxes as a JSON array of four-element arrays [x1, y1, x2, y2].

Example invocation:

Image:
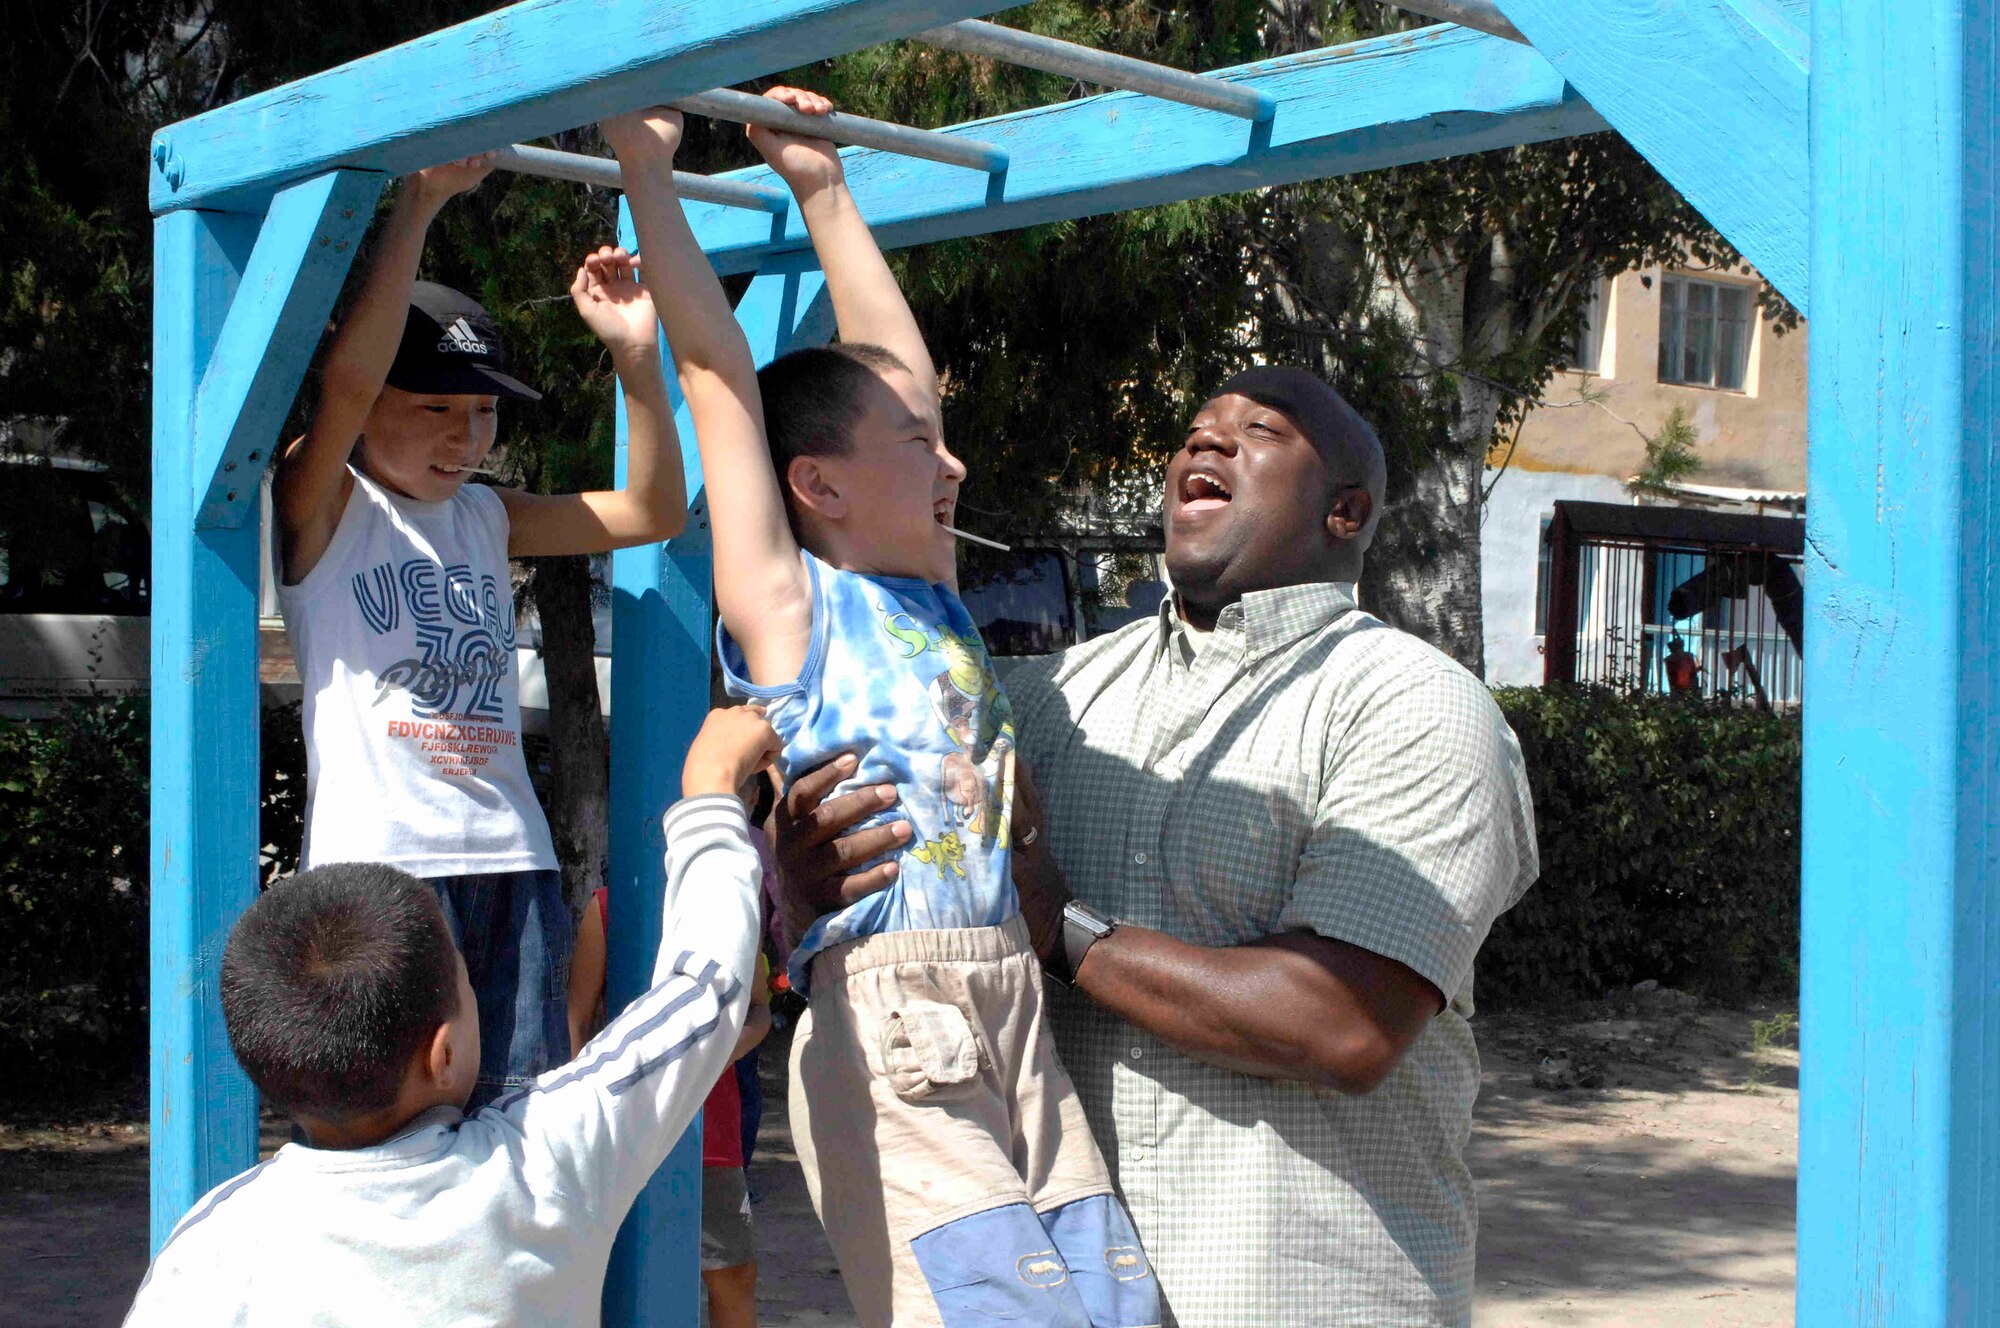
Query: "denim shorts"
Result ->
[[427, 868, 573, 1111]]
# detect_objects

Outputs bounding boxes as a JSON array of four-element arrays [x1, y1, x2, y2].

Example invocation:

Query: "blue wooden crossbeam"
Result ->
[[680, 27, 1609, 275], [1492, 0, 1808, 313], [147, 0, 1017, 215], [192, 170, 384, 527]]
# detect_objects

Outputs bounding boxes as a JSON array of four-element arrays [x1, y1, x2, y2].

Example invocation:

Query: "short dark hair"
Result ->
[[756, 342, 910, 472], [221, 863, 460, 1123]]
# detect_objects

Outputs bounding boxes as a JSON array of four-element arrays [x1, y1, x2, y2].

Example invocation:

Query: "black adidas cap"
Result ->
[[384, 282, 543, 402]]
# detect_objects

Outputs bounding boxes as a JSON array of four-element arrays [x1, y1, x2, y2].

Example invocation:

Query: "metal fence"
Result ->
[[1544, 502, 1805, 708]]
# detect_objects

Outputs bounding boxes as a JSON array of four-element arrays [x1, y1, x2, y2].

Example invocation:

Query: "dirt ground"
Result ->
[[0, 991, 1797, 1327]]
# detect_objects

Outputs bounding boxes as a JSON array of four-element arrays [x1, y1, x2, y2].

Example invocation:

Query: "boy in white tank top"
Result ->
[[275, 151, 687, 1108]]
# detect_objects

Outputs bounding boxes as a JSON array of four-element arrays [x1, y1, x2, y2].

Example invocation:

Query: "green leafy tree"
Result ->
[[787, 1, 1790, 673], [2, 0, 631, 909], [2, 1, 1797, 910]]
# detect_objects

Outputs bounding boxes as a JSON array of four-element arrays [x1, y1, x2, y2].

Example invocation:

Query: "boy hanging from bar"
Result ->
[[615, 91, 1159, 1328], [273, 152, 686, 1111]]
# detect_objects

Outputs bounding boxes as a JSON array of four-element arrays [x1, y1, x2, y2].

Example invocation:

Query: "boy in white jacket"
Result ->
[[124, 705, 780, 1328]]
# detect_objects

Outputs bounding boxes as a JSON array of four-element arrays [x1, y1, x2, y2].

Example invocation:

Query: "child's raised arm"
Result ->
[[276, 156, 492, 583], [603, 109, 814, 686], [745, 88, 938, 406], [495, 246, 687, 556]]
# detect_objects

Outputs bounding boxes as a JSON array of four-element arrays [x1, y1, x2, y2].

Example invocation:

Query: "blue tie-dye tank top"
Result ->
[[719, 552, 1018, 990]]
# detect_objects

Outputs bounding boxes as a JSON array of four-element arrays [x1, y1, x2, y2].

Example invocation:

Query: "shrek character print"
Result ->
[[926, 630, 1015, 846], [882, 615, 1017, 877]]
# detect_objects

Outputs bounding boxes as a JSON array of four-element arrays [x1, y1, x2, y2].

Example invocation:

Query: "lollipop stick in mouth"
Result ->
[[941, 523, 1011, 553]]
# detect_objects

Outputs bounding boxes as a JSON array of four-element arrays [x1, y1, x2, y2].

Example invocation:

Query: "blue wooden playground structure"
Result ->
[[145, 1, 1995, 1322]]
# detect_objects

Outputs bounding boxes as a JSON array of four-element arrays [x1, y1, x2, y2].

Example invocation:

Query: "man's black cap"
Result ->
[[384, 282, 542, 401]]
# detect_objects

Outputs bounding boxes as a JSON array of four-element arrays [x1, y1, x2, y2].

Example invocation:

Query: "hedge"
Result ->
[[0, 699, 307, 1098], [0, 687, 1797, 1097], [1481, 686, 1802, 1006], [0, 696, 150, 1089]]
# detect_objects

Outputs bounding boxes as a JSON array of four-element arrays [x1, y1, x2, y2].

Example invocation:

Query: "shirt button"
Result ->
[[1133, 851, 1148, 865], [1128, 1147, 1147, 1162], [1129, 1047, 1144, 1060]]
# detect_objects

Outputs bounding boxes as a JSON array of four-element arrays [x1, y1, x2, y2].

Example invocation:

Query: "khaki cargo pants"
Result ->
[[789, 916, 1158, 1328]]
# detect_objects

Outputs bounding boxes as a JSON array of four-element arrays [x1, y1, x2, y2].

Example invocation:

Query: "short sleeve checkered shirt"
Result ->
[[1010, 582, 1538, 1328]]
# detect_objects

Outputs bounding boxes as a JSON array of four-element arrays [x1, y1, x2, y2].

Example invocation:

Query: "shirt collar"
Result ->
[[1157, 580, 1359, 660]]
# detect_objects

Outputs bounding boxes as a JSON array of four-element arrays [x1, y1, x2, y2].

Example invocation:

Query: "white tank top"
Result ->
[[278, 470, 555, 877]]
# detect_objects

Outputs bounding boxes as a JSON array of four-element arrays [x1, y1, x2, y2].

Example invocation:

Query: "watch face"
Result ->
[[1065, 901, 1114, 937]]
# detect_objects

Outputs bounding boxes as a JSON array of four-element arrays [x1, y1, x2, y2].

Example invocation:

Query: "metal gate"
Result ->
[[1543, 501, 1805, 708]]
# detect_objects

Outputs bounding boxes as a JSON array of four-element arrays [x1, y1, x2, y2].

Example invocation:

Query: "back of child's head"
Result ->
[[756, 343, 910, 515], [221, 863, 459, 1124]]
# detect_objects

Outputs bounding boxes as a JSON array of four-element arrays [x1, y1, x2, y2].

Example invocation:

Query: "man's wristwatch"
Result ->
[[1046, 900, 1118, 988]]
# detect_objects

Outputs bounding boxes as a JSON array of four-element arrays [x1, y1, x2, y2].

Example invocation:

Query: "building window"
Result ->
[[1564, 280, 1607, 374], [1657, 275, 1753, 390]]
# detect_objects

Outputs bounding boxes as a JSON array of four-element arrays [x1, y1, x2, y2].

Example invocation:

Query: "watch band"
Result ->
[[1047, 900, 1117, 987]]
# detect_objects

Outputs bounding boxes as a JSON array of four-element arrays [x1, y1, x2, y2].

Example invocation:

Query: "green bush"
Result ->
[[0, 697, 150, 1086], [1481, 686, 1801, 1007], [0, 698, 311, 1100]]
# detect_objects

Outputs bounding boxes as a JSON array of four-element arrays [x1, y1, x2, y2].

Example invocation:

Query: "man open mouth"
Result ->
[[1179, 468, 1233, 514]]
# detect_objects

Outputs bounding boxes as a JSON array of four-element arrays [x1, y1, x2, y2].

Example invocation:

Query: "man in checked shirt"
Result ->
[[777, 366, 1539, 1328]]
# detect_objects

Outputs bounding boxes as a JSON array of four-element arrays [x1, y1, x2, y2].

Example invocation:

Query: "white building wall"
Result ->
[[1480, 467, 1632, 686]]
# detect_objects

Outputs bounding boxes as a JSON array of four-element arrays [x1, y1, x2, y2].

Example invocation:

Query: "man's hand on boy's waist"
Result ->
[[771, 754, 1068, 960], [771, 754, 909, 948]]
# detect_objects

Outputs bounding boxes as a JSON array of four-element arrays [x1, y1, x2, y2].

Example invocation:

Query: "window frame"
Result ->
[[1657, 273, 1756, 391]]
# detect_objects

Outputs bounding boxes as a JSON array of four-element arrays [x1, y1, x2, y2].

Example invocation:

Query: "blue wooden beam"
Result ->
[[148, 0, 1016, 215], [1799, 0, 2000, 1322], [1491, 0, 1807, 313], [683, 26, 1608, 274], [603, 198, 833, 1325], [193, 170, 384, 528], [150, 206, 266, 1251]]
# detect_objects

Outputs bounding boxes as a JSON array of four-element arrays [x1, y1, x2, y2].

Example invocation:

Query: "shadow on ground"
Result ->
[[1470, 1000, 1797, 1328], [0, 999, 1796, 1328]]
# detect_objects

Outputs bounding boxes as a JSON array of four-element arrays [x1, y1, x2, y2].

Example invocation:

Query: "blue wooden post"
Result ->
[[149, 207, 264, 1250], [150, 175, 381, 1249], [1799, 0, 2000, 1322], [603, 201, 833, 1324]]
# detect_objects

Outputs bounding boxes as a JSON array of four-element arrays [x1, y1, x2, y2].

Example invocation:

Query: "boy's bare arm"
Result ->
[[275, 156, 492, 583], [603, 108, 814, 685], [746, 87, 939, 404], [498, 246, 687, 555]]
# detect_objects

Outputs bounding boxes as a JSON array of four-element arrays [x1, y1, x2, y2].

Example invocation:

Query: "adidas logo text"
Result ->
[[438, 317, 493, 356]]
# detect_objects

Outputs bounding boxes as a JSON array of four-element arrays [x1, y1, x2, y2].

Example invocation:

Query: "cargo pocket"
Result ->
[[880, 999, 982, 1103]]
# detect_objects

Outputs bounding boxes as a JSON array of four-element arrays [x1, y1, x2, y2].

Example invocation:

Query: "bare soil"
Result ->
[[0, 992, 1797, 1327]]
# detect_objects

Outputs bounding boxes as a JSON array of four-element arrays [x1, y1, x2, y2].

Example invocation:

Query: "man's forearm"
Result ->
[[1071, 926, 1421, 1094]]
